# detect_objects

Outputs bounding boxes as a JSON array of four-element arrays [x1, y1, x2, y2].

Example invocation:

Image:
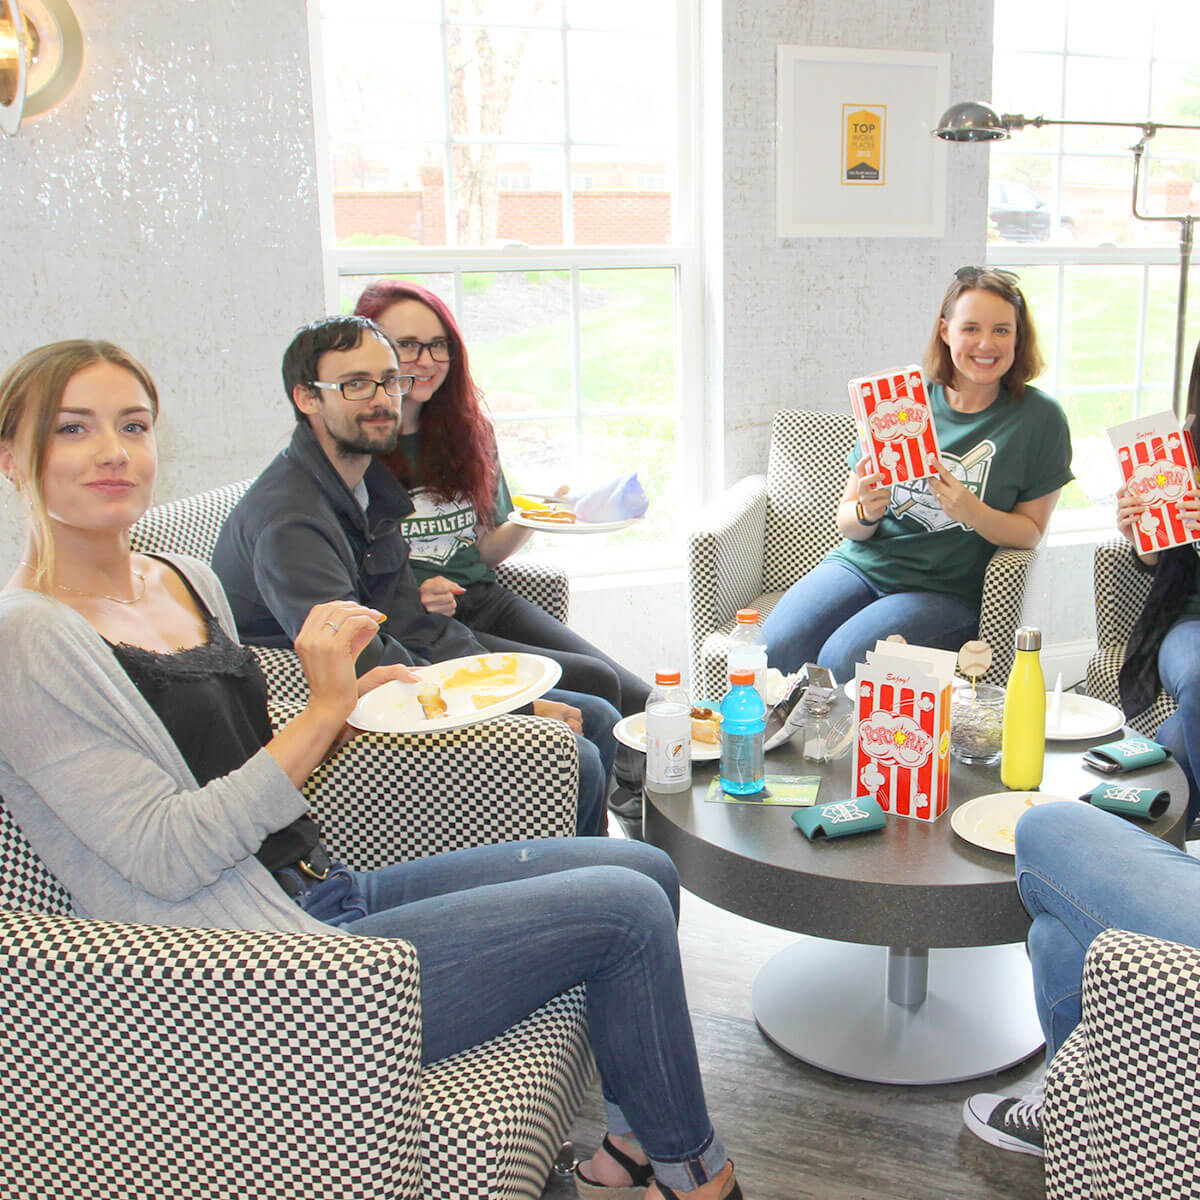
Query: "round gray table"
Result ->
[[644, 716, 1187, 1085]]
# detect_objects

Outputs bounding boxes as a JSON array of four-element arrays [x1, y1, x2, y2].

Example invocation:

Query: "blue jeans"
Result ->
[[334, 838, 728, 1191], [1015, 802, 1200, 1062], [548, 686, 617, 836], [1152, 617, 1200, 825], [761, 559, 979, 684]]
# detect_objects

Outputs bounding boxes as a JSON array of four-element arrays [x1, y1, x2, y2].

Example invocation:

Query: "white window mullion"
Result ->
[[439, 0, 456, 250], [570, 266, 584, 480]]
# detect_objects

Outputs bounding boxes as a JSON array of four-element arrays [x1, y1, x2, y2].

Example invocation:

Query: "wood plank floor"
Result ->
[[542, 822, 1046, 1200]]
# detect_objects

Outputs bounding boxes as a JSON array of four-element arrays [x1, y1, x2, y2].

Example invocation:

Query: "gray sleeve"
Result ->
[[0, 617, 306, 903]]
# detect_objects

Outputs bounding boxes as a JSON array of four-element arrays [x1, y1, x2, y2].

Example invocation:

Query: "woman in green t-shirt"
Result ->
[[763, 267, 1074, 683], [352, 281, 650, 721]]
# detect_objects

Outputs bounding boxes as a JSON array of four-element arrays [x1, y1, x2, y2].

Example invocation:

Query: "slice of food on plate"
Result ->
[[690, 706, 722, 744]]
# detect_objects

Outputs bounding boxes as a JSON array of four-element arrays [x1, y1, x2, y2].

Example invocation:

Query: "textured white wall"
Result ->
[[720, 0, 994, 483], [0, 0, 324, 572]]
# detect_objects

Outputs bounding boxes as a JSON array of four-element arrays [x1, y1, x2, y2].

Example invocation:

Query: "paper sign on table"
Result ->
[[853, 641, 956, 822], [1107, 411, 1200, 554], [847, 365, 942, 487]]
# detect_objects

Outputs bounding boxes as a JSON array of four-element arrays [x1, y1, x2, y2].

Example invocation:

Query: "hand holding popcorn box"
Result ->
[[847, 364, 942, 487], [854, 642, 956, 822], [1107, 411, 1200, 555]]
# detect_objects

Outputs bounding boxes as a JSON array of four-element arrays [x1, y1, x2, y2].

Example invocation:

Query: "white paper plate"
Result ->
[[951, 791, 1079, 855], [347, 652, 561, 734], [1045, 693, 1124, 741], [613, 712, 722, 762], [507, 510, 642, 535]]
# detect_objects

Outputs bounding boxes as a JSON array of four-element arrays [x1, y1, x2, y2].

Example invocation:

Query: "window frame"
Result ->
[[310, 0, 706, 575]]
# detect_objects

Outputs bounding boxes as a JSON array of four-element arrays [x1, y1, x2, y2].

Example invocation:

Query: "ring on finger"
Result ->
[[324, 620, 341, 633]]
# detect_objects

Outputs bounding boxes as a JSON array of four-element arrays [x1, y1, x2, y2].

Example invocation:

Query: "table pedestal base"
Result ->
[[752, 939, 1044, 1085]]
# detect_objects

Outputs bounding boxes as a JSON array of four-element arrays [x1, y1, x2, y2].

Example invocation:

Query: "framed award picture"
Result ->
[[776, 46, 950, 238]]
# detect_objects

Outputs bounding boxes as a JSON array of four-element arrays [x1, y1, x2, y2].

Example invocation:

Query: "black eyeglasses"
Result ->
[[954, 266, 1023, 306], [309, 373, 416, 402], [393, 337, 452, 364]]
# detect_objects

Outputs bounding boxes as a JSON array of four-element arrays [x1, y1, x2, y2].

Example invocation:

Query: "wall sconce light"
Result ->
[[0, 0, 82, 137]]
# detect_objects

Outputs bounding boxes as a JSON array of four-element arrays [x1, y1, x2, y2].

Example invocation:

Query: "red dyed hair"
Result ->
[[353, 280, 499, 528]]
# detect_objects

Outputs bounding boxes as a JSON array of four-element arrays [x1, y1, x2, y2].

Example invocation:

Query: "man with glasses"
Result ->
[[212, 315, 615, 836]]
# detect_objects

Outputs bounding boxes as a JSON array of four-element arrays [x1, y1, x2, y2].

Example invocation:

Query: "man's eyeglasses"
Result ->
[[309, 373, 416, 402], [394, 337, 452, 363]]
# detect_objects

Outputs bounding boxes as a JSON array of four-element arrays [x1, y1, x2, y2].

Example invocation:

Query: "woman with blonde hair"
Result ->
[[0, 339, 742, 1200]]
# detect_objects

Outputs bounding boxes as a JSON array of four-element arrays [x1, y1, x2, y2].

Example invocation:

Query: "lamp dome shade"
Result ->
[[934, 101, 1009, 142]]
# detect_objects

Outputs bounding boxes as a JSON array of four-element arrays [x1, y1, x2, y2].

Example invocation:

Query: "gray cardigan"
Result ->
[[0, 554, 337, 936]]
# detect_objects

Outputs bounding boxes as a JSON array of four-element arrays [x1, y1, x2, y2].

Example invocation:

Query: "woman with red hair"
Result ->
[[353, 281, 650, 730]]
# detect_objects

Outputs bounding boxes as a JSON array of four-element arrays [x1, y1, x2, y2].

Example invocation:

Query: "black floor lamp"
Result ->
[[934, 100, 1200, 416]]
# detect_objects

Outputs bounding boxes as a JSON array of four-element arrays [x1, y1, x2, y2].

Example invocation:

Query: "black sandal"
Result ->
[[574, 1134, 655, 1199]]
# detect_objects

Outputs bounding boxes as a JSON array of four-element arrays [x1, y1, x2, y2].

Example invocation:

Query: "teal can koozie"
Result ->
[[720, 669, 765, 795]]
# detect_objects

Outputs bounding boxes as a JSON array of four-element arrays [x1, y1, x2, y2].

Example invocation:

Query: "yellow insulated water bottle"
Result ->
[[1001, 626, 1046, 790]]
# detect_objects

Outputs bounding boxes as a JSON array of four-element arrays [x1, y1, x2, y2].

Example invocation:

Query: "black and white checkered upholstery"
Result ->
[[1085, 538, 1176, 736], [687, 409, 1034, 698], [1044, 928, 1200, 1199], [1, 483, 598, 1199]]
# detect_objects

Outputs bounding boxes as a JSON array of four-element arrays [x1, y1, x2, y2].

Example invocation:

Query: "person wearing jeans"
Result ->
[[963, 801, 1200, 1157], [762, 267, 1072, 683], [0, 337, 743, 1200], [1115, 340, 1200, 827]]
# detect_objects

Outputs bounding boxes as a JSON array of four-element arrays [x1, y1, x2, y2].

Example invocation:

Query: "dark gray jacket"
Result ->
[[212, 423, 485, 673]]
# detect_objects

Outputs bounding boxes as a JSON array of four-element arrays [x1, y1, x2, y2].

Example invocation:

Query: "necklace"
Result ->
[[19, 562, 147, 605]]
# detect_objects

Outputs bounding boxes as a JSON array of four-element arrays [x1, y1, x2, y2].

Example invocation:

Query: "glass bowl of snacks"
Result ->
[[950, 683, 1005, 766]]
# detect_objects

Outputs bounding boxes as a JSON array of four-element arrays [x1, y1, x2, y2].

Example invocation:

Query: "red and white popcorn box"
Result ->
[[853, 643, 956, 822], [847, 364, 942, 487], [1107, 412, 1200, 555]]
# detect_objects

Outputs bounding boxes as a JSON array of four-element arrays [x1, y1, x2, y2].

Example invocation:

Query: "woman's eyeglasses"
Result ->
[[394, 337, 452, 364], [309, 373, 416, 402]]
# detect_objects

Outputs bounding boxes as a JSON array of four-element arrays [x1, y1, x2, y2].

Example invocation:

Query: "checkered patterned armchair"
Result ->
[[1044, 928, 1200, 1200], [0, 481, 600, 1199], [1085, 538, 1175, 737], [687, 409, 1038, 698]]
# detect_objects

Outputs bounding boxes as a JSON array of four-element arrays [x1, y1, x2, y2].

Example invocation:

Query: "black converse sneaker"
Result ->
[[962, 1085, 1045, 1157]]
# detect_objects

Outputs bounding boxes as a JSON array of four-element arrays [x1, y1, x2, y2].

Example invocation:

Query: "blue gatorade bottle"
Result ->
[[720, 668, 766, 795]]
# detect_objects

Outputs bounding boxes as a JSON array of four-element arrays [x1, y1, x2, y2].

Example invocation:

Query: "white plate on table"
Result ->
[[347, 652, 561, 734], [507, 510, 642, 535], [613, 712, 722, 762], [1045, 693, 1124, 741], [951, 791, 1079, 855]]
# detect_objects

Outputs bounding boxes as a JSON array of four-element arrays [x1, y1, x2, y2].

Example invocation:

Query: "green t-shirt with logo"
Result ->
[[827, 383, 1074, 609], [397, 432, 513, 587]]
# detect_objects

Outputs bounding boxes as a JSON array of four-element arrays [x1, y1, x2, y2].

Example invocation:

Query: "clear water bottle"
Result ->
[[644, 669, 692, 793], [720, 668, 766, 795], [727, 608, 768, 702]]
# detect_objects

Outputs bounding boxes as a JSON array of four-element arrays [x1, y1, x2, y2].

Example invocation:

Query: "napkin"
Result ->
[[571, 473, 650, 523]]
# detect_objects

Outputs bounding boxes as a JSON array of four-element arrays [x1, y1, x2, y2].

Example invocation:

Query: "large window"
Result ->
[[990, 0, 1200, 529], [314, 0, 700, 573]]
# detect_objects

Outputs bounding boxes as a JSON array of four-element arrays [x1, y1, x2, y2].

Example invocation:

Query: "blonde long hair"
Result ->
[[0, 340, 159, 583]]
